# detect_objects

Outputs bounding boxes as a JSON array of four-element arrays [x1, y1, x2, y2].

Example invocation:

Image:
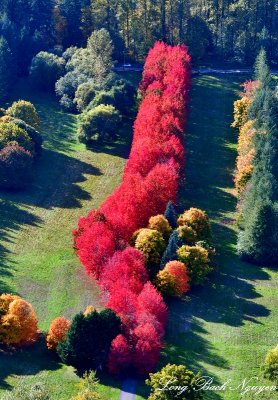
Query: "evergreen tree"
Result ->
[[238, 50, 278, 265], [57, 308, 121, 370], [160, 229, 183, 268], [164, 201, 177, 229], [0, 36, 14, 102]]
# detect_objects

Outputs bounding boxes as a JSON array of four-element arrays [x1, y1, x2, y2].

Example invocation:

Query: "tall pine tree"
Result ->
[[237, 50, 278, 265]]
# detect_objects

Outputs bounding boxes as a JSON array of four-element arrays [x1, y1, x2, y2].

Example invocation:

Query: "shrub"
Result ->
[[148, 215, 172, 240], [177, 208, 211, 241], [74, 82, 96, 112], [11, 118, 43, 156], [6, 100, 40, 130], [156, 261, 190, 297], [46, 316, 71, 350], [177, 245, 212, 285], [71, 371, 101, 400], [134, 229, 166, 277], [263, 345, 278, 384], [0, 122, 34, 153], [146, 363, 203, 400], [56, 70, 88, 111], [177, 225, 197, 245], [0, 294, 38, 346], [78, 104, 121, 144], [164, 201, 177, 229], [57, 308, 121, 369], [0, 144, 33, 189], [29, 51, 66, 91]]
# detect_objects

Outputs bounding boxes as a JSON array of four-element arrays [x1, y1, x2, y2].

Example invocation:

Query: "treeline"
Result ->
[[0, 0, 277, 92], [232, 49, 278, 265]]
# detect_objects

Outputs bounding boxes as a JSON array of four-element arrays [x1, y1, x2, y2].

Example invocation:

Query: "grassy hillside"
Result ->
[[0, 80, 130, 398], [137, 75, 278, 400]]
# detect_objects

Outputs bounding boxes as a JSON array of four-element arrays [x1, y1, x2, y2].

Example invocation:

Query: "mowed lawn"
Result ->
[[138, 75, 278, 400], [0, 79, 133, 398]]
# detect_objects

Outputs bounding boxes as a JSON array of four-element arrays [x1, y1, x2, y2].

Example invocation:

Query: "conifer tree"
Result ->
[[164, 201, 177, 229], [160, 229, 183, 268], [238, 50, 278, 265]]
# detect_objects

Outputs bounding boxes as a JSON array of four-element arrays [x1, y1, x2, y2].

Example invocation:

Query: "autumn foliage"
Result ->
[[73, 42, 191, 375], [46, 316, 71, 350], [155, 261, 190, 297], [0, 294, 38, 346]]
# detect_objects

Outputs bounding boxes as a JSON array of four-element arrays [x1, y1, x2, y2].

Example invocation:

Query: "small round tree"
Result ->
[[0, 122, 34, 153], [155, 261, 190, 297], [134, 228, 166, 277], [74, 82, 96, 112], [0, 144, 33, 189], [146, 363, 203, 400], [46, 316, 71, 350], [148, 215, 172, 240], [78, 104, 121, 144], [177, 245, 212, 286], [0, 294, 38, 346], [177, 225, 197, 245], [29, 51, 65, 91], [263, 345, 278, 385], [177, 208, 211, 241], [6, 100, 40, 130]]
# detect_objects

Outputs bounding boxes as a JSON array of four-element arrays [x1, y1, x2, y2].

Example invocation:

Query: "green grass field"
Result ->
[[0, 80, 130, 398], [0, 75, 278, 400], [143, 75, 278, 400]]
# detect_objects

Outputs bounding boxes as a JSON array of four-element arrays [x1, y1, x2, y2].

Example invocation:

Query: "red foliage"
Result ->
[[107, 334, 133, 374], [133, 323, 162, 375], [74, 221, 116, 278], [74, 42, 191, 375]]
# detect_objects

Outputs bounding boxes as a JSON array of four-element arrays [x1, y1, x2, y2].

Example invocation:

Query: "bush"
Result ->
[[177, 245, 212, 285], [0, 122, 34, 153], [134, 228, 166, 277], [0, 294, 38, 346], [57, 308, 121, 369], [30, 51, 65, 91], [71, 371, 101, 400], [155, 261, 190, 297], [263, 345, 278, 384], [46, 316, 71, 350], [148, 215, 172, 240], [78, 104, 121, 144], [0, 144, 33, 189], [6, 100, 40, 130], [231, 97, 250, 130], [74, 82, 96, 112], [56, 70, 88, 111], [146, 363, 203, 400], [177, 225, 197, 245], [177, 208, 211, 241], [87, 80, 136, 115], [11, 118, 43, 156]]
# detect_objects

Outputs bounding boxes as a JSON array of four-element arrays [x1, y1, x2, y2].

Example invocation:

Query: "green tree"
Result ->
[[57, 308, 121, 370], [0, 36, 14, 102], [6, 101, 40, 130], [146, 363, 203, 400], [78, 104, 121, 144]]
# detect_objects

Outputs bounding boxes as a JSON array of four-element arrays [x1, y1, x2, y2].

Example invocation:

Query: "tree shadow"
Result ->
[[0, 336, 62, 391]]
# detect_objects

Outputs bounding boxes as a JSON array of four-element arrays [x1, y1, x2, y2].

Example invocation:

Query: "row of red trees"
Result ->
[[73, 42, 191, 375]]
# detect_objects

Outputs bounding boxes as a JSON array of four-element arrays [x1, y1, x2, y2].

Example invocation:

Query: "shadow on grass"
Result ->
[[154, 75, 272, 399], [0, 336, 61, 391]]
